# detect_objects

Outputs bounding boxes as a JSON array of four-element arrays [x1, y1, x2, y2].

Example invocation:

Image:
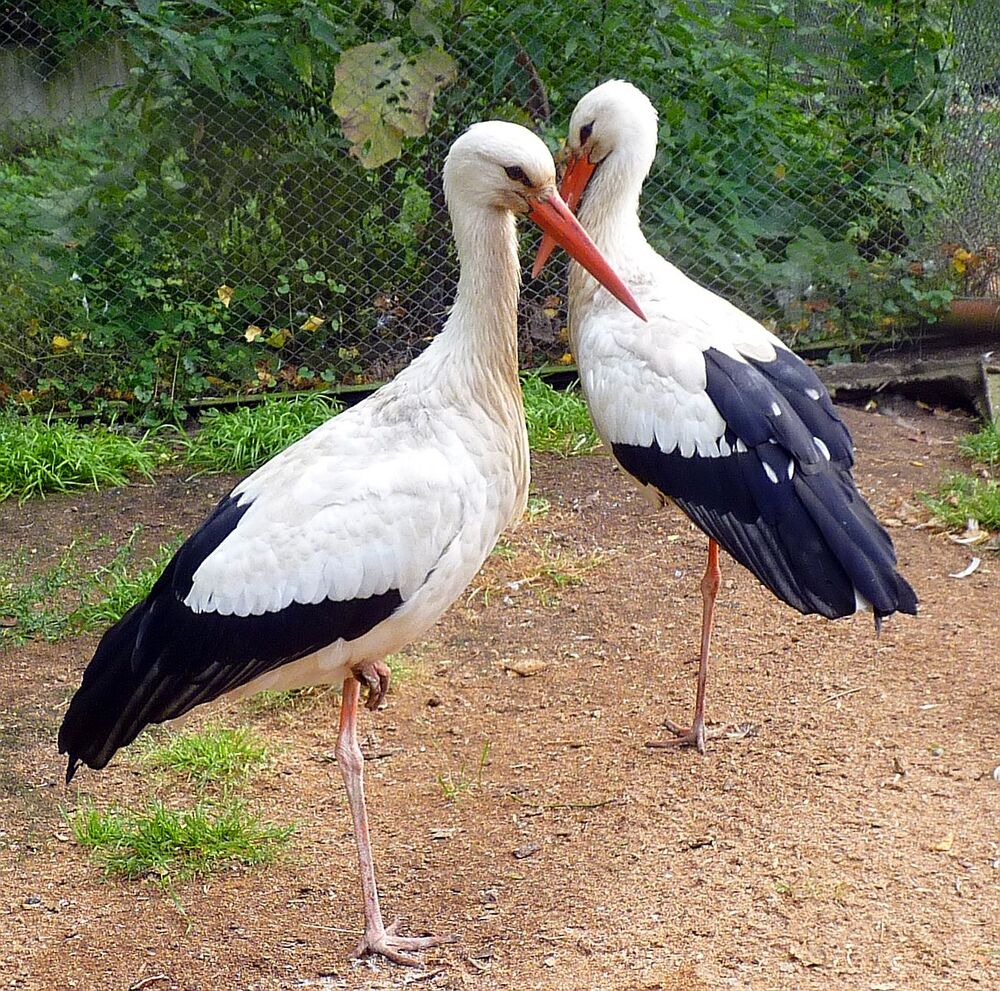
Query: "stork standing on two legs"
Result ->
[[59, 121, 642, 964], [535, 81, 917, 752]]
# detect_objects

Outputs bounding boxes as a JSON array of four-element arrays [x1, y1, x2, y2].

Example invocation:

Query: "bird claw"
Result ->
[[352, 918, 457, 967], [645, 719, 755, 753], [646, 718, 708, 753], [350, 659, 392, 711]]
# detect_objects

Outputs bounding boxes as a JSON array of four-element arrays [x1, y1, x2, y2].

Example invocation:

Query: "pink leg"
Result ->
[[647, 539, 737, 754], [336, 675, 455, 966]]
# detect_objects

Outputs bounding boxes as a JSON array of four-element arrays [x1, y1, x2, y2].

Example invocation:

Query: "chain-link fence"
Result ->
[[1, 0, 997, 415]]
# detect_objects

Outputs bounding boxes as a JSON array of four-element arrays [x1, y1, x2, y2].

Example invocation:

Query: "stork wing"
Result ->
[[579, 301, 915, 621], [59, 435, 473, 773]]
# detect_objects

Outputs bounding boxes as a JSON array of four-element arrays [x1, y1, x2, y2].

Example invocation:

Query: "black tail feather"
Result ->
[[613, 441, 917, 622]]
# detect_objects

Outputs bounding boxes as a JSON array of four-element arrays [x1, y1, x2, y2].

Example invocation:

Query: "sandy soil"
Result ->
[[1, 403, 997, 991]]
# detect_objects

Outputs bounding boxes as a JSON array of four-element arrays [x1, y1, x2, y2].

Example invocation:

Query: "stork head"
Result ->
[[566, 79, 658, 176], [532, 81, 658, 279], [444, 121, 645, 320], [444, 120, 559, 216]]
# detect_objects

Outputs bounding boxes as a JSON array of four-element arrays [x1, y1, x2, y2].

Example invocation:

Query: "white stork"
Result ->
[[59, 120, 642, 965], [534, 80, 917, 752]]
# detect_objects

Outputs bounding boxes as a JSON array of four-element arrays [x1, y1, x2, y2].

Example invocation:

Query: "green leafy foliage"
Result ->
[[522, 374, 599, 455], [765, 227, 957, 350], [69, 799, 293, 882], [331, 39, 457, 167], [183, 393, 342, 473], [0, 415, 157, 503], [0, 0, 966, 414]]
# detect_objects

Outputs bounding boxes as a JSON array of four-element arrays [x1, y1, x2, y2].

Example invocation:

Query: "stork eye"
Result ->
[[504, 165, 531, 185], [579, 121, 595, 144]]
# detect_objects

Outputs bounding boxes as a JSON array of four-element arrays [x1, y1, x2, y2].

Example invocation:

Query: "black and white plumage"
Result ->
[[535, 80, 917, 751], [59, 120, 640, 965], [59, 492, 404, 771]]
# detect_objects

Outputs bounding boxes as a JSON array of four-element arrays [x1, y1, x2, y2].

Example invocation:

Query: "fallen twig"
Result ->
[[403, 967, 447, 984], [821, 687, 862, 704], [508, 793, 619, 811], [128, 977, 171, 991]]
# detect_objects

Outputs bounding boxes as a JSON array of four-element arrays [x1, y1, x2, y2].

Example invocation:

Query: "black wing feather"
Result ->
[[59, 495, 402, 779], [612, 346, 917, 622]]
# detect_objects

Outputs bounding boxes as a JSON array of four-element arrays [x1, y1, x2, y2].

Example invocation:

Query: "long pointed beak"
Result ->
[[531, 153, 598, 279], [528, 187, 645, 322]]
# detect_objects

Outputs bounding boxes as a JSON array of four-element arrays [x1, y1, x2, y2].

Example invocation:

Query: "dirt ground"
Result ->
[[1, 403, 998, 991]]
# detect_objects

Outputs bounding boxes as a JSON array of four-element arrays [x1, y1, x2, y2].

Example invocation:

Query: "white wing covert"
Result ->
[[185, 442, 467, 617]]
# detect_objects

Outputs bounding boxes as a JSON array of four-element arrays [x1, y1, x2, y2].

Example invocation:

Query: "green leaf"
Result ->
[[304, 10, 340, 51], [887, 56, 916, 90], [191, 52, 222, 93], [288, 43, 313, 87], [331, 39, 457, 168], [883, 187, 912, 213], [409, 7, 443, 46]]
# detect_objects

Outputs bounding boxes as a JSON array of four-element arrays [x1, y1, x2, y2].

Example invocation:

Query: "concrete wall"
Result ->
[[0, 39, 129, 133]]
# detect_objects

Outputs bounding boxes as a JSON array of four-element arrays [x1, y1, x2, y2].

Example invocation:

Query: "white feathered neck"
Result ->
[[376, 200, 523, 434]]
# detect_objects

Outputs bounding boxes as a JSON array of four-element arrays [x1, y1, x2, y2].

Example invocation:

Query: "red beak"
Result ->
[[528, 183, 645, 322], [531, 153, 598, 279]]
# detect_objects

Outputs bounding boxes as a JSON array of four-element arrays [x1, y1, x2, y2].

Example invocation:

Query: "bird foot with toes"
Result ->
[[646, 719, 755, 753], [351, 659, 392, 711], [353, 918, 457, 967]]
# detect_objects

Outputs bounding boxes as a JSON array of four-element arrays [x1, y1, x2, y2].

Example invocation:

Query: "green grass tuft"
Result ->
[[958, 423, 1000, 467], [184, 394, 342, 473], [526, 494, 550, 520], [0, 542, 88, 641], [0, 530, 182, 644], [72, 537, 182, 631], [0, 415, 157, 503], [242, 686, 334, 715], [69, 799, 293, 882], [521, 374, 600, 456], [140, 726, 270, 787], [438, 741, 491, 802], [384, 652, 411, 686], [922, 473, 1000, 531]]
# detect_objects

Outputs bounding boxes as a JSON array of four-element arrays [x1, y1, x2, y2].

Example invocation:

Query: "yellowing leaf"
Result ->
[[774, 163, 787, 180], [216, 284, 234, 308], [52, 335, 71, 351], [331, 39, 456, 168], [244, 324, 264, 343], [301, 315, 325, 333], [951, 247, 974, 275], [266, 327, 291, 348], [558, 352, 574, 365]]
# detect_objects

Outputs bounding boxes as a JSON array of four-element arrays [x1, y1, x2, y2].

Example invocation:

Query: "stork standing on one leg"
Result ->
[[59, 120, 642, 964], [534, 80, 917, 753]]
